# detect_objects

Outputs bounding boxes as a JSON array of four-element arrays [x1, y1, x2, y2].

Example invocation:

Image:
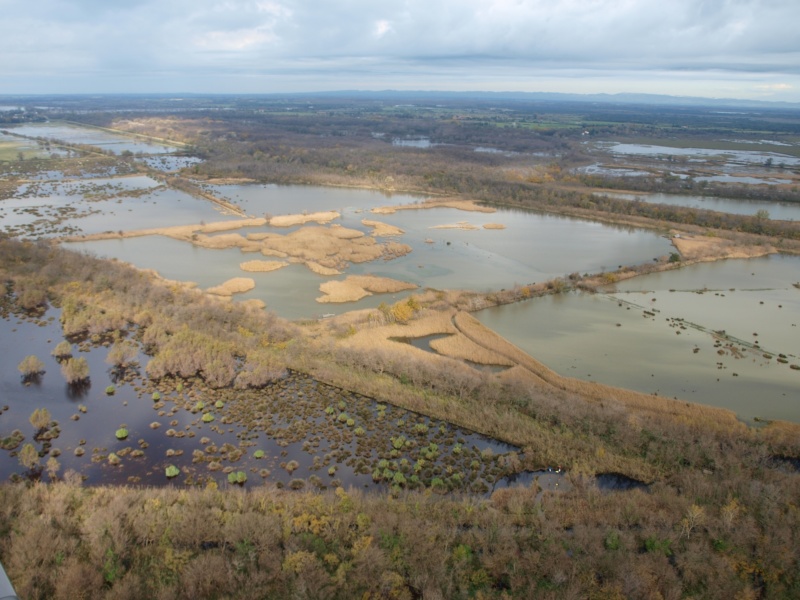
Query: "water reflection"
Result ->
[[478, 255, 800, 422], [1, 310, 521, 493], [67, 199, 673, 319]]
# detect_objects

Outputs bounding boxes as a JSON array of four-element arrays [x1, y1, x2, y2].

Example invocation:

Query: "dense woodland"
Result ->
[[1, 95, 800, 598]]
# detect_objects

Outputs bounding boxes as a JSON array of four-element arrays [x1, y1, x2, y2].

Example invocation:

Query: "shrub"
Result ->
[[201, 413, 214, 423], [61, 357, 90, 384], [51, 341, 73, 360], [105, 385, 115, 395], [29, 408, 51, 432], [18, 355, 45, 379], [253, 450, 265, 459], [115, 428, 128, 440], [105, 339, 139, 368], [604, 530, 621, 550], [165, 464, 180, 478], [18, 443, 40, 470]]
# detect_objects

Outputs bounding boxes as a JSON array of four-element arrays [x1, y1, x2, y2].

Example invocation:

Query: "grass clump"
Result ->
[[227, 471, 247, 485]]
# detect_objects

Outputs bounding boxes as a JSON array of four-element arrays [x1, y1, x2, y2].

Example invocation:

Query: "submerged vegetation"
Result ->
[[1, 95, 800, 598]]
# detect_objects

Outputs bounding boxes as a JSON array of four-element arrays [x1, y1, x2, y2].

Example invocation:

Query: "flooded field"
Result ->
[[7, 122, 178, 155], [602, 142, 800, 168], [0, 131, 69, 161], [477, 255, 800, 422], [1, 176, 237, 238], [0, 308, 520, 491]]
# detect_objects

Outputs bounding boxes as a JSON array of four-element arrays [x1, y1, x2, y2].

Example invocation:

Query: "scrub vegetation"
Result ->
[[1, 95, 800, 598]]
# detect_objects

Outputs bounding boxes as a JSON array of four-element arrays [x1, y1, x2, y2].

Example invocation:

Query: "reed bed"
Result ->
[[317, 275, 417, 303], [360, 218, 405, 237], [429, 332, 514, 366], [371, 197, 497, 214], [268, 210, 340, 227], [239, 260, 288, 273], [206, 277, 256, 296]]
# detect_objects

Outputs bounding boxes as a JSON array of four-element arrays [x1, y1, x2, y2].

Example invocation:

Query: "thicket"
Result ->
[[1, 236, 799, 597], [0, 237, 297, 389], [1, 473, 798, 600]]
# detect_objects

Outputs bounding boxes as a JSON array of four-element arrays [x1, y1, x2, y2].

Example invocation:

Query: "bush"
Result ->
[[106, 339, 139, 368], [51, 341, 73, 360], [105, 385, 115, 395], [18, 443, 40, 470], [29, 408, 51, 432], [165, 464, 180, 478], [115, 428, 128, 440], [18, 355, 45, 378], [61, 357, 90, 384]]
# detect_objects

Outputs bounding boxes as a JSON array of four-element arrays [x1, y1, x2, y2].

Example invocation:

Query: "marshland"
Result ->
[[1, 95, 800, 599]]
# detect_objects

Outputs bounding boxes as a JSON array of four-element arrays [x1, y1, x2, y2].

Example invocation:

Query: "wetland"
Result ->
[[2, 94, 800, 599]]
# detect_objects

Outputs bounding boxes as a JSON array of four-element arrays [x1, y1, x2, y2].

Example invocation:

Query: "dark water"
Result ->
[[0, 309, 518, 493]]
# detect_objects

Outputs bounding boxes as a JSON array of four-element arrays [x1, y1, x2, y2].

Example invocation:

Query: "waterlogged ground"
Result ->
[[477, 255, 800, 422], [600, 141, 800, 169], [8, 122, 178, 155], [0, 309, 519, 492], [1, 176, 237, 238]]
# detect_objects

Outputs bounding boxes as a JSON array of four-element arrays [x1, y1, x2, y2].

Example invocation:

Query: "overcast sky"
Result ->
[[1, 0, 799, 102]]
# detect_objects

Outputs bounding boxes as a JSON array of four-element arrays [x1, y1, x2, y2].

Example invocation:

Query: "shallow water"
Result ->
[[8, 122, 177, 155], [598, 191, 800, 221], [3, 179, 237, 237], [604, 142, 800, 167], [66, 196, 673, 319], [204, 182, 427, 217], [477, 255, 800, 423], [0, 309, 517, 492]]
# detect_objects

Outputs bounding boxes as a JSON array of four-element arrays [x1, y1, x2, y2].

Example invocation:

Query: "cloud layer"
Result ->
[[1, 0, 798, 100]]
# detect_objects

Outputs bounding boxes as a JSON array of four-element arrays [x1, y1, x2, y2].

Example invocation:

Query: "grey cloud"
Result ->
[[0, 0, 798, 99]]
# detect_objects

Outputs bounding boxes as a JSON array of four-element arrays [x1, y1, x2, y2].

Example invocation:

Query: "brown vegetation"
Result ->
[[239, 259, 288, 273], [316, 275, 417, 303], [206, 277, 256, 297]]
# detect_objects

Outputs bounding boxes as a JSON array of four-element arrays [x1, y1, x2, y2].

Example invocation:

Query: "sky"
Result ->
[[1, 0, 799, 102]]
